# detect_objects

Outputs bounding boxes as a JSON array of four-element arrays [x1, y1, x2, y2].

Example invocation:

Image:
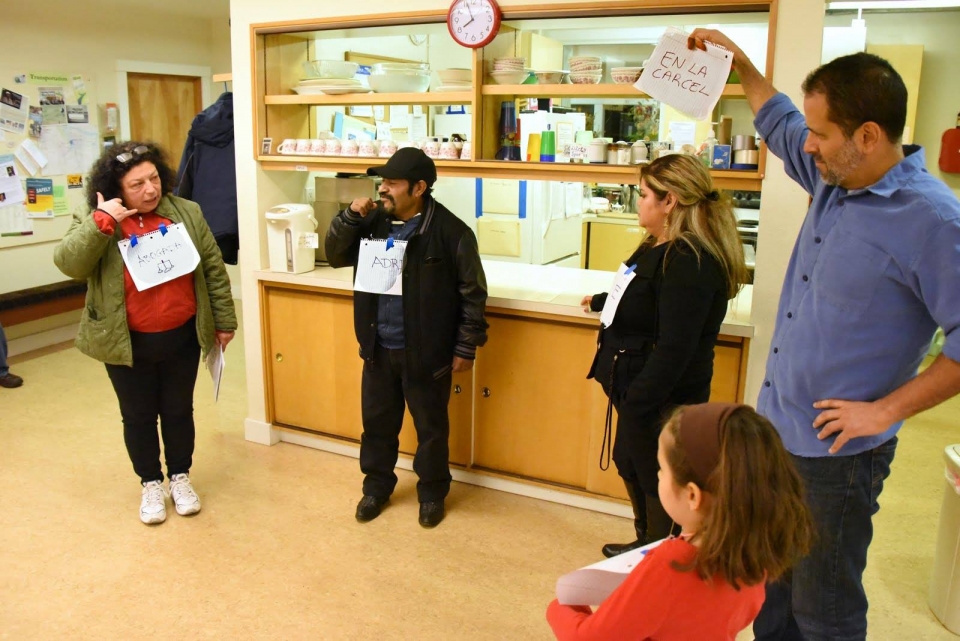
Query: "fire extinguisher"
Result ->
[[939, 111, 960, 174]]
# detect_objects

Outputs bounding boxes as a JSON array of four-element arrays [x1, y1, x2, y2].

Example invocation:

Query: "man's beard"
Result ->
[[815, 139, 864, 186]]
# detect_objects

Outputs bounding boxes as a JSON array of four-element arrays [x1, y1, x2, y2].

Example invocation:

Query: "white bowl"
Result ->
[[437, 68, 472, 84], [569, 70, 603, 85], [302, 60, 359, 79], [490, 70, 530, 85], [611, 67, 643, 84], [368, 72, 431, 93], [534, 70, 567, 84]]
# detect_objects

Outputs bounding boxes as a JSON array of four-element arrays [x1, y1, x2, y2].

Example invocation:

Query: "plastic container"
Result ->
[[265, 204, 318, 274], [540, 127, 556, 162], [930, 444, 960, 634]]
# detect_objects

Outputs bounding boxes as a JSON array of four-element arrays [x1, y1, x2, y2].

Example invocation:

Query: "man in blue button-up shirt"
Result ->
[[690, 30, 960, 641]]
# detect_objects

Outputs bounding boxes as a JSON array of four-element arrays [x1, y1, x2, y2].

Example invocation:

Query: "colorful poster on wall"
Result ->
[[66, 105, 88, 123], [67, 174, 83, 189], [0, 88, 29, 135], [28, 106, 42, 137], [53, 185, 69, 216], [38, 87, 65, 106], [25, 177, 54, 218], [42, 105, 66, 125]]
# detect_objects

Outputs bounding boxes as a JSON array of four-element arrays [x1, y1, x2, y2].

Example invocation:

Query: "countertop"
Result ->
[[255, 261, 754, 338]]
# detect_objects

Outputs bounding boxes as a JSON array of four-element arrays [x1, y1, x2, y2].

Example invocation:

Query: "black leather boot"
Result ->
[[601, 482, 648, 558], [645, 493, 681, 542]]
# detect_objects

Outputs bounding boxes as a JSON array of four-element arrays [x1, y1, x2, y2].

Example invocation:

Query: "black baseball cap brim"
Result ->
[[367, 147, 437, 186]]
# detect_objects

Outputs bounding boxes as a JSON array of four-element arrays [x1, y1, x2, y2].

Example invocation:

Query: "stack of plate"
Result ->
[[434, 68, 472, 93], [292, 78, 370, 95]]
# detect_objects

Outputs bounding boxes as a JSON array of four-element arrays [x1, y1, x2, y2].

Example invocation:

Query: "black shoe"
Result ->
[[418, 501, 445, 528], [0, 373, 23, 389], [601, 538, 647, 558], [355, 495, 389, 522]]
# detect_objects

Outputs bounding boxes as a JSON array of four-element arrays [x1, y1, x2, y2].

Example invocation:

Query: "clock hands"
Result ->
[[462, 0, 475, 27]]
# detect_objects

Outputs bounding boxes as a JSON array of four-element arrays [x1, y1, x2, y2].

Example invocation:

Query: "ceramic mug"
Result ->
[[309, 139, 325, 155], [358, 139, 379, 157], [324, 138, 342, 156], [397, 140, 420, 150], [341, 139, 359, 156], [439, 141, 459, 159], [423, 138, 441, 158], [459, 141, 472, 160], [378, 139, 398, 157], [294, 139, 311, 154], [278, 139, 297, 155]]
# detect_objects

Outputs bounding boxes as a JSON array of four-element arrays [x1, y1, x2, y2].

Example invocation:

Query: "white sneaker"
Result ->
[[169, 473, 201, 516], [140, 480, 167, 525]]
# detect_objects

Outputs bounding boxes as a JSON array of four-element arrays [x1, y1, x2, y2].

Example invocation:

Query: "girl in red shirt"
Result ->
[[547, 403, 813, 640]]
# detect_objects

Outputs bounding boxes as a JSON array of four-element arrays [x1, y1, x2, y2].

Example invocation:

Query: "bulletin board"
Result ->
[[0, 69, 101, 249]]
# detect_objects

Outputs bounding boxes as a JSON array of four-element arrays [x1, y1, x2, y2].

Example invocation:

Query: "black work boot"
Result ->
[[602, 481, 648, 558]]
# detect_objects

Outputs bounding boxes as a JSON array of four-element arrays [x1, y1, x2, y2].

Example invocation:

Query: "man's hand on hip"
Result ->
[[452, 356, 474, 373], [812, 399, 895, 454]]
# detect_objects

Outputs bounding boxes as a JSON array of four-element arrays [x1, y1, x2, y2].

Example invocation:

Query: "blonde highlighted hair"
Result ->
[[639, 154, 748, 299]]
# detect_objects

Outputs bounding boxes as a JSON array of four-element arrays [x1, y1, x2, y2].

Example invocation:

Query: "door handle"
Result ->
[[454, 384, 462, 394], [275, 353, 283, 362], [481, 387, 491, 398]]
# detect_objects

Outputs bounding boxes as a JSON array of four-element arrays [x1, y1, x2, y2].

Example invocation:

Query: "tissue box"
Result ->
[[711, 145, 731, 170]]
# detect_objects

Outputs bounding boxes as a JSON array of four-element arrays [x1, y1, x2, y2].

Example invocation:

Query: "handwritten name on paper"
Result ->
[[117, 222, 200, 292]]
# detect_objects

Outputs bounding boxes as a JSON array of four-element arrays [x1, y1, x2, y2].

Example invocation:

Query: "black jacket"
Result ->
[[587, 239, 728, 427], [325, 196, 488, 379], [176, 92, 237, 239]]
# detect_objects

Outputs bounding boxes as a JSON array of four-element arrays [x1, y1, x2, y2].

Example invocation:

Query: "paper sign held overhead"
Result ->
[[637, 28, 732, 121]]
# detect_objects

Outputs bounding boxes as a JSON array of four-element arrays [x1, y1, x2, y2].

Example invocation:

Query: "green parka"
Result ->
[[53, 194, 237, 367]]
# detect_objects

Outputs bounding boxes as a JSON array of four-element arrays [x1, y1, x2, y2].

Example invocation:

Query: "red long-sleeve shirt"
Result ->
[[546, 538, 764, 641], [95, 210, 196, 332]]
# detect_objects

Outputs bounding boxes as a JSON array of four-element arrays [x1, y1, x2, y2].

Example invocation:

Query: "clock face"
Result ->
[[447, 0, 501, 49]]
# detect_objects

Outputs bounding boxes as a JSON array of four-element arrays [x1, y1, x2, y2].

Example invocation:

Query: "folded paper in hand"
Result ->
[[555, 539, 664, 606], [637, 28, 732, 120]]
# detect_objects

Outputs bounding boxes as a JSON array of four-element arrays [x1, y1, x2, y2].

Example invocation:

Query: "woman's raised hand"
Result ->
[[96, 191, 138, 223]]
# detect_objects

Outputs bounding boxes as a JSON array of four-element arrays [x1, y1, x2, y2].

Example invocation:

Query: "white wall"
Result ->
[[825, 10, 960, 199], [0, 1, 231, 300]]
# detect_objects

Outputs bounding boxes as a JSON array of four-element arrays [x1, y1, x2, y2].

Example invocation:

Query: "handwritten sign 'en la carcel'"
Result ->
[[117, 222, 201, 292], [354, 238, 408, 296], [636, 28, 733, 120]]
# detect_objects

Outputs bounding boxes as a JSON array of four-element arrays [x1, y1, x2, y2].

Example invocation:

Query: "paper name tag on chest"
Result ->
[[355, 238, 408, 295], [117, 222, 200, 292], [600, 263, 638, 328]]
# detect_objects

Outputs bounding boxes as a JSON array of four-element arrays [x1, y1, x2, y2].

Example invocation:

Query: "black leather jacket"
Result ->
[[325, 195, 488, 380]]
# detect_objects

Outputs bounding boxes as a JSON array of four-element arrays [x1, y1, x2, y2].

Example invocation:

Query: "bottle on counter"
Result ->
[[631, 140, 648, 164], [699, 123, 718, 168]]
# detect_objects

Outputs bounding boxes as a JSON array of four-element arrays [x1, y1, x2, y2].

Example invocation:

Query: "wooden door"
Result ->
[[473, 313, 601, 489], [127, 72, 202, 169]]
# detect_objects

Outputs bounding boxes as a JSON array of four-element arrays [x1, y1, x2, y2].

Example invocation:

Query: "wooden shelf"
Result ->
[[481, 83, 745, 98], [264, 91, 473, 106], [258, 155, 761, 190]]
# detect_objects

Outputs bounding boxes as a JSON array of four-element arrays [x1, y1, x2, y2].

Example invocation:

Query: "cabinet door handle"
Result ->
[[454, 384, 462, 394], [481, 387, 491, 398], [275, 353, 283, 362]]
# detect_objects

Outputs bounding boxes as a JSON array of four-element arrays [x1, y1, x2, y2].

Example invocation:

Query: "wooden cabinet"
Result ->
[[262, 284, 749, 501], [251, 1, 775, 191], [262, 284, 471, 465], [582, 220, 646, 271]]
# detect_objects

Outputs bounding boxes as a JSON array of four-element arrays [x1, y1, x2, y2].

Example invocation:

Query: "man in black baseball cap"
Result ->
[[325, 146, 488, 529]]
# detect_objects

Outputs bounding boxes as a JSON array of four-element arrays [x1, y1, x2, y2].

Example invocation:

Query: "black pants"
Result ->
[[105, 318, 200, 484], [360, 344, 453, 503]]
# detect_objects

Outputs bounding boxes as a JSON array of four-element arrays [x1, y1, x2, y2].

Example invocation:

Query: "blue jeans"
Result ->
[[753, 437, 898, 641], [0, 321, 8, 376]]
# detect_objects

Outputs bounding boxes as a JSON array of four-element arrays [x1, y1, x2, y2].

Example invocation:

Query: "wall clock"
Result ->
[[447, 0, 502, 49]]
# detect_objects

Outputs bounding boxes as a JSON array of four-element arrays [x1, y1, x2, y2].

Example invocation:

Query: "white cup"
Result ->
[[358, 139, 378, 157], [423, 138, 441, 158], [309, 139, 325, 155], [459, 141, 472, 160], [278, 139, 297, 155], [294, 139, 311, 154], [341, 139, 359, 156], [378, 140, 398, 157], [398, 140, 420, 150], [439, 141, 459, 159], [324, 138, 342, 156]]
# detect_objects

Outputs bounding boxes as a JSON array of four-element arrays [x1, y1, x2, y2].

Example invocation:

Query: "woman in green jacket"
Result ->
[[54, 141, 237, 525]]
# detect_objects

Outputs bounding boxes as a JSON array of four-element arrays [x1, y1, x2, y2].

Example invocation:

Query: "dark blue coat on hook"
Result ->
[[176, 92, 238, 263]]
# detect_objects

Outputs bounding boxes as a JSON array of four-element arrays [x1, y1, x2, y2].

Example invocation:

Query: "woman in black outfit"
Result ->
[[582, 153, 748, 557]]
